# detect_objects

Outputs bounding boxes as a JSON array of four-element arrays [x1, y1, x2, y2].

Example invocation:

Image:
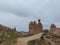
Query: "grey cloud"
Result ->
[[0, 0, 60, 31]]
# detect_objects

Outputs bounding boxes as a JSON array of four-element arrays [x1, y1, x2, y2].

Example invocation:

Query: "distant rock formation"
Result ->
[[37, 19, 43, 33], [50, 24, 57, 30], [50, 24, 57, 33], [29, 19, 43, 34], [33, 21, 37, 34], [29, 21, 35, 34]]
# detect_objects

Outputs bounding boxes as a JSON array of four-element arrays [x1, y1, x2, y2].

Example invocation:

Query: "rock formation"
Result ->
[[50, 24, 57, 33], [37, 19, 43, 33], [50, 24, 57, 30], [33, 21, 37, 33], [29, 21, 35, 34], [29, 19, 43, 34]]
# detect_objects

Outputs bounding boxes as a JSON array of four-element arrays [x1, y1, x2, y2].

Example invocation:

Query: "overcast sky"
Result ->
[[0, 0, 60, 32]]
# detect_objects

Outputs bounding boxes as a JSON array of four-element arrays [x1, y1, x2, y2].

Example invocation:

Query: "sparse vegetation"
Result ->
[[28, 40, 36, 45], [0, 32, 17, 45], [28, 39, 43, 45]]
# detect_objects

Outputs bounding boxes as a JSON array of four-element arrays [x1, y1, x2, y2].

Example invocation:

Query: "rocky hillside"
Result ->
[[0, 24, 23, 45]]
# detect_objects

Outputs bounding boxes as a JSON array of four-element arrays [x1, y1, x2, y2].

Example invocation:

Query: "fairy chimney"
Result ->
[[29, 19, 43, 34], [37, 19, 43, 33], [50, 24, 57, 33], [29, 21, 35, 34], [33, 21, 37, 33]]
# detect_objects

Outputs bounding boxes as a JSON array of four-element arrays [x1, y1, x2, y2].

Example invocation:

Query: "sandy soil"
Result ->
[[15, 33, 43, 45]]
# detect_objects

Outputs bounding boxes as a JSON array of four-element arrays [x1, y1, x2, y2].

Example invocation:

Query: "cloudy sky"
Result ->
[[0, 0, 60, 32]]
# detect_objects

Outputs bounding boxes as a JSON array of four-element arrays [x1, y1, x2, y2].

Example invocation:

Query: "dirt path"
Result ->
[[44, 36, 55, 45], [15, 33, 43, 45]]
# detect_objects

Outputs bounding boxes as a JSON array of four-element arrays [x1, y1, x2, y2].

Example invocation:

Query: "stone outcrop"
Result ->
[[50, 24, 57, 30], [29, 21, 35, 34], [29, 19, 43, 34], [37, 19, 43, 33], [50, 24, 57, 33]]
